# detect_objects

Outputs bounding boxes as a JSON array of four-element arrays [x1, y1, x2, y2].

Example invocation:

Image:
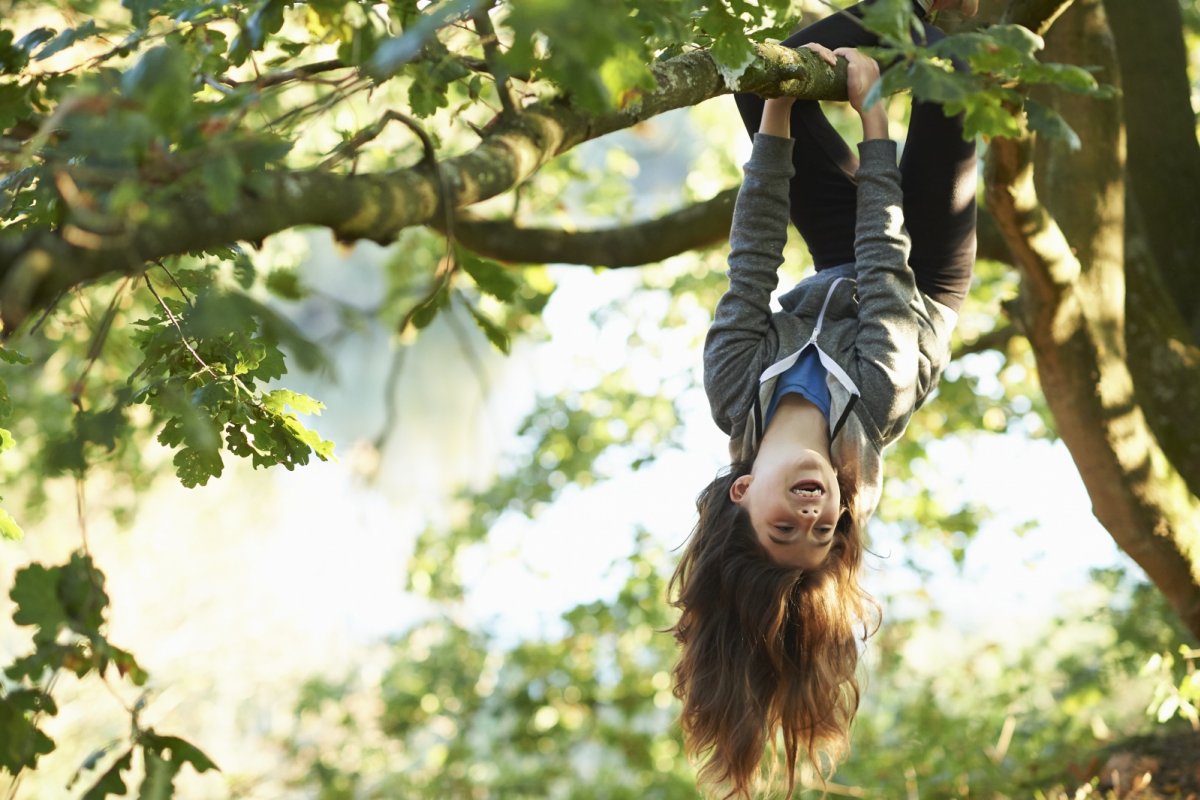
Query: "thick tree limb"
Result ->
[[986, 0, 1200, 638], [0, 44, 845, 330], [1104, 0, 1200, 337], [1080, 0, 1200, 494]]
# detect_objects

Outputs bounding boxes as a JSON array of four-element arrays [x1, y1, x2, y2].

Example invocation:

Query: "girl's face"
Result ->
[[729, 450, 842, 569]]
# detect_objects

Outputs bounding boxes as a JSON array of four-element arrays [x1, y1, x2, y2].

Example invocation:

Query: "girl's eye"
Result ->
[[775, 525, 794, 534], [817, 526, 834, 536]]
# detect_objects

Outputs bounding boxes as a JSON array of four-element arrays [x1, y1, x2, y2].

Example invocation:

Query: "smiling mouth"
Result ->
[[791, 480, 825, 497]]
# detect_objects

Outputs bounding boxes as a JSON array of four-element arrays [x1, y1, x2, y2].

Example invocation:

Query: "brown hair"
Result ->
[[669, 463, 878, 799]]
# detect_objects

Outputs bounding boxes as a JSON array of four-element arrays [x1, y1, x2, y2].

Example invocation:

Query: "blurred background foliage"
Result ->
[[1, 0, 1198, 797]]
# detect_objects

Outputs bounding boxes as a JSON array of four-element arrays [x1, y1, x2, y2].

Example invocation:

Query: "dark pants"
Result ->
[[734, 3, 977, 311]]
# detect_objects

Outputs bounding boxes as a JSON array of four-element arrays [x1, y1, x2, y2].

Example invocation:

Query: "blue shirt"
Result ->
[[764, 345, 831, 426]]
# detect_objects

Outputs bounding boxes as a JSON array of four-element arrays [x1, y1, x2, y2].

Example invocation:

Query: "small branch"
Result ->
[[71, 276, 133, 407], [952, 324, 1020, 359], [142, 274, 221, 383], [221, 58, 350, 89], [471, 5, 518, 115], [1004, 0, 1076, 35], [372, 344, 407, 458], [448, 187, 738, 267]]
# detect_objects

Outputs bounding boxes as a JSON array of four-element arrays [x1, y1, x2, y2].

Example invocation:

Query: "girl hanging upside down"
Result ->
[[670, 1, 978, 796]]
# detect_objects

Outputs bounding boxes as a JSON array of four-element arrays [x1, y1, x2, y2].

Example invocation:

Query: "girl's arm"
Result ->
[[836, 47, 924, 441], [702, 99, 796, 436]]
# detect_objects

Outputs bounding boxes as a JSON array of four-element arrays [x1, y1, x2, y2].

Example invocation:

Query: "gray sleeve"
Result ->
[[702, 133, 793, 436], [851, 138, 922, 440]]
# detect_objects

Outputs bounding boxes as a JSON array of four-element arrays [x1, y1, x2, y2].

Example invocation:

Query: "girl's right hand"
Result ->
[[832, 47, 881, 115]]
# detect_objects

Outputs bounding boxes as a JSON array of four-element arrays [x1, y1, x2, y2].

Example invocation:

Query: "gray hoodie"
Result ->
[[704, 133, 958, 524]]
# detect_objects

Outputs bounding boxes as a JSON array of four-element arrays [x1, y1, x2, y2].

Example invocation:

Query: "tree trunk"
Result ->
[[988, 0, 1200, 638]]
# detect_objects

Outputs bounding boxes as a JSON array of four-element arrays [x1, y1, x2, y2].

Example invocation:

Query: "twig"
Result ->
[[471, 5, 518, 114], [220, 58, 350, 89], [446, 292, 493, 396], [71, 276, 133, 407], [372, 344, 408, 456], [154, 261, 193, 307], [142, 274, 221, 382], [952, 324, 1021, 359], [76, 477, 90, 553]]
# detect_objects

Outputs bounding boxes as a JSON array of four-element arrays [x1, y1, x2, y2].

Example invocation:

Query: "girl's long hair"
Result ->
[[669, 463, 878, 799]]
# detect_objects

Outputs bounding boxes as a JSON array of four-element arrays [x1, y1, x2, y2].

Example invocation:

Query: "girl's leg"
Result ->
[[734, 6, 882, 270], [900, 25, 978, 312]]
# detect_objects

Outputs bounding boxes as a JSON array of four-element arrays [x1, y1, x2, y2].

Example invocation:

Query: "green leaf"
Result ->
[[232, 251, 256, 290], [0, 30, 30, 73], [908, 59, 970, 105], [143, 734, 219, 774], [200, 152, 243, 215], [137, 749, 180, 800], [34, 20, 100, 61], [410, 284, 450, 330], [262, 389, 325, 416], [15, 28, 55, 55], [265, 268, 305, 300], [464, 301, 511, 355], [0, 694, 55, 775], [459, 248, 520, 301], [858, 0, 918, 47], [0, 80, 29, 131], [59, 552, 109, 637], [81, 749, 133, 800], [123, 0, 165, 27], [700, 5, 755, 87], [105, 644, 149, 686], [10, 563, 67, 643], [365, 0, 478, 81], [0, 343, 32, 364], [1025, 98, 1081, 151], [120, 46, 193, 132], [0, 505, 23, 541], [173, 445, 224, 488], [986, 23, 1044, 57], [229, 0, 287, 66]]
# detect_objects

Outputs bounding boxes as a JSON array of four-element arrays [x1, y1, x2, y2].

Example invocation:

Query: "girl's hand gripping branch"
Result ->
[[769, 43, 889, 143], [833, 46, 889, 141]]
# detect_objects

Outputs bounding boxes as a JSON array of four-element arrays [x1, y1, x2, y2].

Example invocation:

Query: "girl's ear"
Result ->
[[729, 475, 751, 503]]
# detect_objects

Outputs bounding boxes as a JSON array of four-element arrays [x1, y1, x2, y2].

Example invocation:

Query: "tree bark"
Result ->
[[1103, 0, 1200, 337], [1102, 0, 1200, 495], [0, 44, 845, 331], [988, 0, 1200, 638], [450, 188, 737, 268]]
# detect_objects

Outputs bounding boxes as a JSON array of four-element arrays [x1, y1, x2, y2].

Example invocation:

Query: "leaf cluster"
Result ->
[[128, 270, 333, 487], [2, 551, 219, 794], [858, 0, 1115, 146]]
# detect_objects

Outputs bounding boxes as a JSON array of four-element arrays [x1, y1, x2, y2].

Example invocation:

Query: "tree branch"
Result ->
[[449, 188, 737, 267], [1004, 0, 1076, 35], [952, 325, 1019, 359], [0, 44, 843, 330]]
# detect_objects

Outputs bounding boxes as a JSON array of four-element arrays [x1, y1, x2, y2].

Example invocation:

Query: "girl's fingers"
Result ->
[[801, 42, 838, 67]]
